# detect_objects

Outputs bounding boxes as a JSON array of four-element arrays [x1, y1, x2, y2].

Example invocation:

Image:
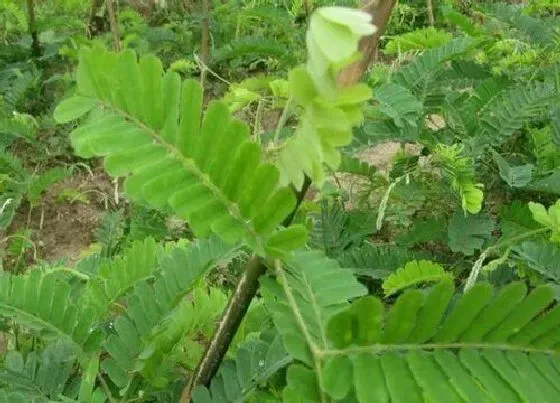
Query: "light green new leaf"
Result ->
[[308, 7, 376, 65], [529, 200, 560, 242], [383, 260, 453, 296], [276, 7, 374, 190], [384, 27, 452, 55]]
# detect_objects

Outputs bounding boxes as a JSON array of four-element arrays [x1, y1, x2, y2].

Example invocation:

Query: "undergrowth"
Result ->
[[0, 0, 559, 402]]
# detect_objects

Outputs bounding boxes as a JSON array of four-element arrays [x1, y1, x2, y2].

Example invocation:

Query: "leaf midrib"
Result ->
[[321, 342, 560, 358], [0, 303, 82, 352], [95, 101, 264, 245]]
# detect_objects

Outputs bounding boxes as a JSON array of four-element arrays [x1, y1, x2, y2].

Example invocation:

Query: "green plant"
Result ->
[[2, 2, 560, 402], [0, 149, 71, 231], [3, 6, 369, 401]]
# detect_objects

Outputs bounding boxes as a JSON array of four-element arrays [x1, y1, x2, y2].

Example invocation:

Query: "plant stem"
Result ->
[[273, 97, 292, 144], [181, 176, 311, 402], [97, 374, 117, 403], [200, 0, 210, 85], [105, 0, 120, 51], [464, 227, 550, 291], [427, 0, 435, 26], [26, 0, 41, 57], [337, 0, 397, 87], [87, 0, 103, 38], [45, 267, 90, 281]]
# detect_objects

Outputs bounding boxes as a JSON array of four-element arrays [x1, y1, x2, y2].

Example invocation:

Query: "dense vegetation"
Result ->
[[1, 0, 560, 401]]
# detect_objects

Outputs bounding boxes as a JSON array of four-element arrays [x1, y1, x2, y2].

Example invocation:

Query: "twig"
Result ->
[[97, 374, 117, 403], [273, 97, 292, 144], [464, 227, 549, 291], [194, 55, 231, 85]]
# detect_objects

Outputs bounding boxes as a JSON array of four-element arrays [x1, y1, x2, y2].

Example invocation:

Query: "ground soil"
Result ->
[[359, 142, 422, 175], [4, 165, 116, 268]]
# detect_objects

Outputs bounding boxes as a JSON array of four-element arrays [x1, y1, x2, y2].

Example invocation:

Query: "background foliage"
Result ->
[[0, 0, 559, 402]]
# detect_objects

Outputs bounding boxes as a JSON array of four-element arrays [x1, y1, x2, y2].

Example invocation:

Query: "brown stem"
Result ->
[[105, 0, 121, 51], [87, 0, 104, 38], [337, 0, 397, 88], [26, 0, 41, 57], [427, 0, 435, 26], [200, 0, 210, 84], [181, 176, 312, 402]]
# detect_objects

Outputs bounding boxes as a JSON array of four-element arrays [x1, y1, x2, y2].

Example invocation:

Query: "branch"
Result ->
[[181, 176, 312, 402], [337, 0, 397, 87]]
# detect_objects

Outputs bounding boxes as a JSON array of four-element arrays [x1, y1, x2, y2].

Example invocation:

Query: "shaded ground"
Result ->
[[5, 166, 115, 268], [359, 142, 422, 175]]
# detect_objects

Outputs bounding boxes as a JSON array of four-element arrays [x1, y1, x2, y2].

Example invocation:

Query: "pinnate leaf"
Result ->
[[382, 260, 452, 296]]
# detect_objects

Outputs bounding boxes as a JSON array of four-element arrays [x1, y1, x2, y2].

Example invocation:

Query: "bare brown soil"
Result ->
[[5, 166, 115, 268]]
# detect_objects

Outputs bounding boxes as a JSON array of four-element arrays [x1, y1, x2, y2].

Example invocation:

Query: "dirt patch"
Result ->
[[358, 142, 422, 175], [6, 165, 116, 268]]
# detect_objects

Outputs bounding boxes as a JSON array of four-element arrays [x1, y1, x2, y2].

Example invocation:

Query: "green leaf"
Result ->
[[0, 341, 76, 400], [375, 83, 423, 128], [193, 331, 291, 403], [53, 96, 97, 123], [79, 355, 99, 402], [529, 200, 560, 242], [327, 296, 384, 348], [308, 281, 560, 401], [397, 218, 447, 247], [0, 270, 100, 352], [57, 47, 302, 255], [447, 212, 494, 255], [322, 356, 352, 399], [393, 37, 477, 93], [283, 364, 321, 402], [265, 225, 308, 258], [337, 243, 431, 279], [475, 79, 558, 148], [514, 241, 560, 282], [499, 200, 541, 241], [384, 27, 452, 55], [101, 237, 240, 392], [493, 152, 533, 187], [382, 260, 453, 297], [262, 250, 367, 364], [527, 169, 560, 195]]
